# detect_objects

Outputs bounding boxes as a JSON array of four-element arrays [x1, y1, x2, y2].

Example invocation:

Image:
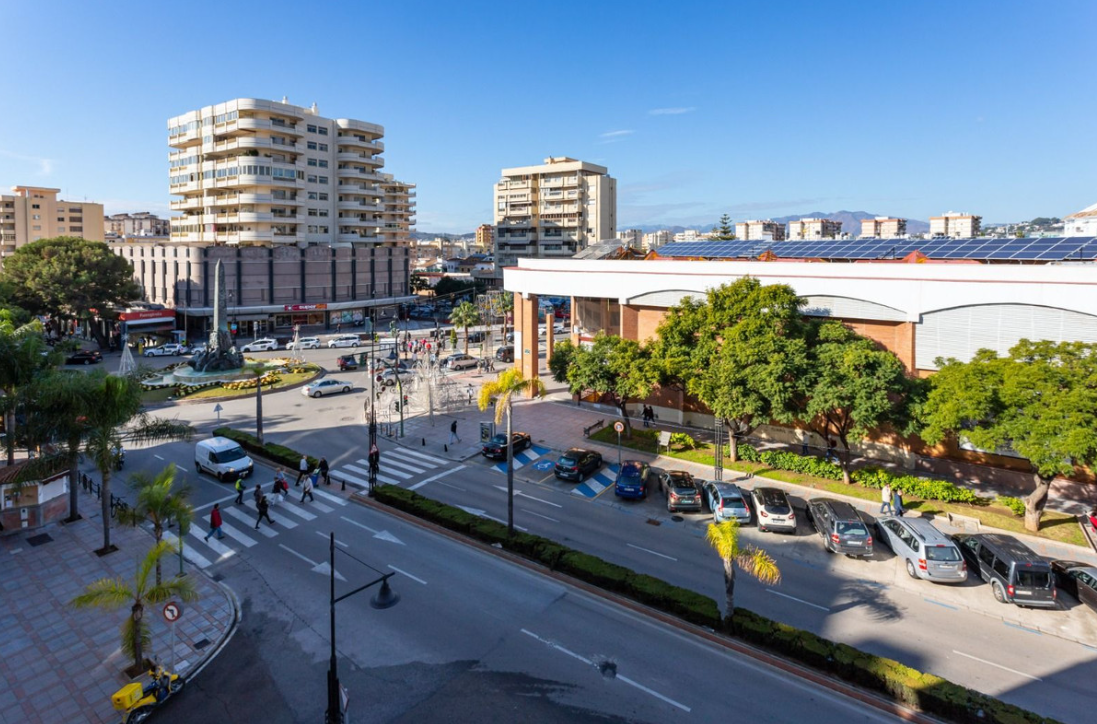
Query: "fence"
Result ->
[[79, 473, 130, 518]]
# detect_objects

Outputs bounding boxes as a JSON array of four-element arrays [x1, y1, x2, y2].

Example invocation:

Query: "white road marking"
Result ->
[[277, 500, 318, 521], [164, 531, 213, 569], [301, 499, 335, 514], [312, 488, 347, 506], [766, 589, 831, 612], [278, 544, 318, 566], [521, 629, 592, 664], [346, 463, 401, 486], [338, 516, 405, 544], [188, 527, 236, 562], [381, 458, 429, 475], [340, 516, 379, 534], [193, 493, 240, 512], [437, 481, 466, 491], [223, 506, 277, 538], [356, 459, 412, 479], [218, 523, 257, 548], [409, 465, 466, 491], [951, 650, 1043, 681], [154, 454, 165, 461], [456, 506, 528, 532], [627, 543, 678, 561], [334, 470, 369, 487], [388, 565, 427, 585], [493, 485, 563, 508], [317, 531, 348, 548], [523, 510, 559, 523], [616, 674, 691, 713], [175, 464, 187, 473], [394, 448, 448, 466]]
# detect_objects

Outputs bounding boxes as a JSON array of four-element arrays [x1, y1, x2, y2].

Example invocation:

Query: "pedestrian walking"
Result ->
[[233, 476, 245, 505], [892, 488, 905, 517], [880, 483, 893, 515], [255, 495, 275, 529], [825, 437, 837, 463], [295, 454, 309, 486], [450, 419, 460, 443], [204, 504, 225, 541], [274, 467, 288, 491], [467, 384, 474, 405], [368, 443, 380, 475], [319, 456, 330, 486], [301, 473, 315, 503], [253, 483, 263, 506]]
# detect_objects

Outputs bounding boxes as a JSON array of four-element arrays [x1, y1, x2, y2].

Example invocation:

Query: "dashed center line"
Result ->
[[952, 650, 1042, 681], [626, 543, 677, 561], [766, 589, 830, 612]]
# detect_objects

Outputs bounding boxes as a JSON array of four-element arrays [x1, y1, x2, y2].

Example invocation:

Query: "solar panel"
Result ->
[[654, 237, 1097, 262]]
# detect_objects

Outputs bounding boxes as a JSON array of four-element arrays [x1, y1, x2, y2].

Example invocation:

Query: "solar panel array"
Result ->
[[655, 237, 1097, 262]]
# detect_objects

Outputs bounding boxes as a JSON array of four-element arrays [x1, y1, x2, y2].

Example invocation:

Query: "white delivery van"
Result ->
[[194, 437, 255, 482]]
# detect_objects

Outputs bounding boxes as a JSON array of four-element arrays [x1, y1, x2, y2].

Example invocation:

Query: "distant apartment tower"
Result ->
[[860, 217, 907, 238], [494, 156, 616, 274], [787, 218, 841, 240], [930, 212, 981, 239], [735, 220, 786, 241], [475, 223, 494, 250], [619, 228, 643, 248], [0, 186, 104, 261], [643, 230, 672, 251], [105, 212, 170, 237]]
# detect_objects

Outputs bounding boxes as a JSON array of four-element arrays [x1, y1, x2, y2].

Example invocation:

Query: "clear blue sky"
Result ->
[[1, 0, 1094, 232]]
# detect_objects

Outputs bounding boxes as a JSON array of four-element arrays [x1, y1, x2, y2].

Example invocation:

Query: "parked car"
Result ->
[[482, 432, 532, 460], [954, 534, 1057, 608], [1051, 560, 1097, 613], [806, 498, 873, 557], [444, 353, 478, 370], [661, 470, 703, 513], [240, 338, 278, 353], [505, 332, 515, 344], [704, 481, 751, 523], [875, 516, 966, 583], [301, 379, 352, 398], [337, 354, 361, 371], [65, 350, 103, 365], [496, 345, 514, 362], [327, 334, 361, 348], [614, 460, 650, 499], [751, 486, 797, 533], [286, 337, 321, 350], [467, 331, 487, 344], [554, 448, 603, 482], [144, 342, 189, 357], [189, 343, 207, 355]]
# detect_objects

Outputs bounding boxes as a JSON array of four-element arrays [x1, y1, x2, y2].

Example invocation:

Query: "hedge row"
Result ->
[[738, 444, 984, 504], [212, 427, 318, 471]]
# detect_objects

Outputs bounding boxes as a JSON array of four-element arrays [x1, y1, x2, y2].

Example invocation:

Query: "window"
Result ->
[[32, 214, 40, 220], [58, 227, 65, 233], [307, 141, 317, 150], [978, 546, 995, 566], [308, 191, 318, 200], [318, 160, 328, 168], [307, 174, 318, 183], [992, 557, 1009, 579], [318, 192, 328, 201], [307, 124, 317, 133], [318, 209, 328, 217], [308, 208, 318, 217], [32, 203, 40, 209], [319, 176, 329, 185], [318, 127, 328, 136], [308, 158, 317, 167], [57, 217, 65, 222], [318, 143, 328, 152], [318, 225, 329, 233], [32, 225, 41, 230]]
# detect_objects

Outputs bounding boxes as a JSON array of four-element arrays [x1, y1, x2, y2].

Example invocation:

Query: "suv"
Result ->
[[661, 470, 702, 513], [614, 461, 650, 499], [554, 448, 602, 482], [806, 498, 873, 557], [328, 334, 361, 348], [875, 516, 966, 584], [496, 345, 514, 363], [704, 481, 751, 523], [954, 534, 1057, 608], [751, 487, 796, 533]]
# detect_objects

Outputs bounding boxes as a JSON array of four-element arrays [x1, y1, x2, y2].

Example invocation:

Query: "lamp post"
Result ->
[[368, 311, 378, 496], [325, 532, 399, 724]]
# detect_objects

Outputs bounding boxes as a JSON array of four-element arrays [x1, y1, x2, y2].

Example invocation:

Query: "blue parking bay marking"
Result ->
[[492, 445, 552, 474], [572, 465, 619, 499]]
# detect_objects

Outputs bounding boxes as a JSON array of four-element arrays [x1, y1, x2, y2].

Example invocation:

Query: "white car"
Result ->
[[554, 324, 568, 335], [301, 379, 353, 398], [144, 342, 189, 357], [286, 337, 321, 350], [327, 334, 361, 348], [240, 338, 279, 352]]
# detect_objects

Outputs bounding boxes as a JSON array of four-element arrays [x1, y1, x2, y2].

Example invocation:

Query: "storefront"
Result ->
[[118, 309, 177, 344]]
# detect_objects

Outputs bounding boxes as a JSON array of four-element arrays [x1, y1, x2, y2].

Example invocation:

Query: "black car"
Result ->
[[467, 331, 487, 344], [1051, 560, 1097, 613], [337, 354, 361, 371], [65, 350, 103, 365], [954, 533, 1057, 608], [554, 448, 602, 481], [806, 498, 873, 557], [660, 470, 702, 512], [496, 345, 514, 363], [482, 432, 532, 460]]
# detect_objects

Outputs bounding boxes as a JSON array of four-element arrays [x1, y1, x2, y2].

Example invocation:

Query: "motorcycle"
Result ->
[[111, 662, 185, 723], [113, 446, 125, 471]]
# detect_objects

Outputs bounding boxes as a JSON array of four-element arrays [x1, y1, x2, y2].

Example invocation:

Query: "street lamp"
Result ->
[[367, 311, 378, 495], [325, 532, 399, 724]]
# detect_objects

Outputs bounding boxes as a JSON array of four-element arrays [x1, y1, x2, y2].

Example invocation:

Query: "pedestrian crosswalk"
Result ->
[[572, 465, 620, 499], [330, 447, 451, 489], [491, 445, 552, 474]]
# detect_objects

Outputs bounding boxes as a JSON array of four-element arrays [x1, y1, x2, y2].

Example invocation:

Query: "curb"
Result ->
[[164, 365, 323, 406], [181, 573, 241, 682]]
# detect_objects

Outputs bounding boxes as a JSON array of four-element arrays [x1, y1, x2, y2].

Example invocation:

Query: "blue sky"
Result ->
[[1, 0, 1094, 232]]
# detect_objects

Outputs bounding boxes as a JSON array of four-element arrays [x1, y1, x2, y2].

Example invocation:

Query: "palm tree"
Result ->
[[450, 301, 481, 355], [0, 320, 56, 464], [70, 540, 198, 672], [705, 520, 781, 621], [116, 466, 193, 586], [478, 368, 545, 536], [81, 371, 195, 555]]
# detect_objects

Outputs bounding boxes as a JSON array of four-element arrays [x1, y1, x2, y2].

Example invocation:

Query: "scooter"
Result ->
[[111, 662, 185, 723]]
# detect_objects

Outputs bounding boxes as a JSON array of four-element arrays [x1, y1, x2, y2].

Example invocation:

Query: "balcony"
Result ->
[[338, 233, 381, 243], [229, 118, 304, 136], [337, 200, 383, 212], [337, 136, 384, 154], [337, 216, 381, 228], [337, 152, 382, 166]]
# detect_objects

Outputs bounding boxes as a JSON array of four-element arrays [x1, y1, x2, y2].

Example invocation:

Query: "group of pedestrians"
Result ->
[[879, 482, 905, 517], [640, 405, 656, 427], [210, 454, 332, 537]]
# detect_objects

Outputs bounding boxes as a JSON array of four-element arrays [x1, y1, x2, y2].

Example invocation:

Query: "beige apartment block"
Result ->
[[787, 218, 841, 240], [105, 212, 169, 237], [1, 186, 104, 261], [860, 217, 908, 238], [494, 156, 616, 275], [618, 228, 643, 249], [930, 212, 981, 238], [643, 229, 672, 251], [377, 174, 416, 246], [475, 224, 494, 251], [734, 219, 786, 241]]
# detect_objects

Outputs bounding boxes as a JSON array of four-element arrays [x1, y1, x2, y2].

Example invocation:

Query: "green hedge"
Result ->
[[212, 427, 319, 470]]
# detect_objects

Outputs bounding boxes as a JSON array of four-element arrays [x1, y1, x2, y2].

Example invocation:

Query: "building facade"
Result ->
[[475, 224, 494, 251], [618, 228, 643, 249], [930, 212, 981, 238], [1063, 201, 1097, 237], [643, 229, 672, 251], [787, 218, 841, 240], [105, 212, 170, 237], [1, 186, 104, 261], [860, 217, 907, 238], [493, 157, 616, 276], [735, 219, 787, 241]]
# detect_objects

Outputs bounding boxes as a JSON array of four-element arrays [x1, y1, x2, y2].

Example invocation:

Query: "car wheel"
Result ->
[[992, 582, 1008, 603], [905, 559, 919, 579], [313, 391, 322, 398], [195, 462, 202, 475], [353, 343, 359, 348], [84, 359, 91, 365], [342, 387, 350, 394]]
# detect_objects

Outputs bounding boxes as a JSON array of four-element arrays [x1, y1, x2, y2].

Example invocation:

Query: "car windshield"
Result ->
[[559, 456, 577, 466], [836, 522, 868, 536], [926, 546, 961, 562], [621, 466, 643, 479], [489, 434, 506, 445], [212, 447, 246, 463], [724, 496, 746, 508], [1015, 568, 1051, 588]]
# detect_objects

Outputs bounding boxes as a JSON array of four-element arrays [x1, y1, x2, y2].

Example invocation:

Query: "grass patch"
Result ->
[[183, 370, 316, 399]]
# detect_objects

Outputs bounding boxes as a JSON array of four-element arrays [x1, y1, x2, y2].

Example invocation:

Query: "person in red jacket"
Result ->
[[204, 503, 225, 542]]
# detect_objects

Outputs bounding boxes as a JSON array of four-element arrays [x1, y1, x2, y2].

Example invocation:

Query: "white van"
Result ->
[[194, 437, 255, 482]]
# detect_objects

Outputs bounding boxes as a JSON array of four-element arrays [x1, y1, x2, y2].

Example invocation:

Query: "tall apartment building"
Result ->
[[643, 229, 672, 251], [475, 224, 494, 251], [1, 186, 104, 261], [105, 212, 170, 237], [735, 219, 786, 241], [860, 217, 907, 238], [787, 218, 841, 240], [619, 228, 643, 249], [378, 173, 416, 245], [494, 157, 616, 275], [930, 212, 981, 239]]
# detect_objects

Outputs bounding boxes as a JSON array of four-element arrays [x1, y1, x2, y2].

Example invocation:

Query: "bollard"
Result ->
[[444, 444, 448, 453], [422, 438, 426, 446]]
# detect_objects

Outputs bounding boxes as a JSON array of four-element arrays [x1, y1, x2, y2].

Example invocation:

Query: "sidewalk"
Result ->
[[0, 487, 238, 724]]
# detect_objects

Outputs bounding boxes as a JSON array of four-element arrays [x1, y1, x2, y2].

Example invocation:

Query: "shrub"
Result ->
[[669, 432, 700, 450], [212, 427, 318, 470], [997, 496, 1027, 517]]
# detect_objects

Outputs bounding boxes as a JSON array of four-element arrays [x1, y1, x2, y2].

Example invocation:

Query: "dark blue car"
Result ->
[[614, 461, 650, 499]]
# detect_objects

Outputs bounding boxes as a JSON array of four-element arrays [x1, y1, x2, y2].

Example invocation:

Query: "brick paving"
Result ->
[[0, 486, 237, 724]]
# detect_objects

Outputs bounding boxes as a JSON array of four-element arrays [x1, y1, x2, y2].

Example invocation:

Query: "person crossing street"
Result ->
[[233, 476, 245, 505], [255, 495, 275, 529], [300, 473, 315, 503], [204, 504, 225, 542]]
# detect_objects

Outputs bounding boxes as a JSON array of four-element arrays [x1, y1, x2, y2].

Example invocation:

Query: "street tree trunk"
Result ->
[[615, 400, 632, 436], [506, 403, 514, 537], [100, 468, 113, 554], [255, 373, 264, 445], [131, 602, 144, 669], [1024, 473, 1053, 533], [723, 559, 737, 621]]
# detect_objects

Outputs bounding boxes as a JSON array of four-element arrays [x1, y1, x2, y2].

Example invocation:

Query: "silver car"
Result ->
[[703, 481, 751, 524], [875, 516, 967, 584], [301, 379, 352, 398]]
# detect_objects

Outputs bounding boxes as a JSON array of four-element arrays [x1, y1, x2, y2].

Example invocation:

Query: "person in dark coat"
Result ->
[[318, 457, 330, 486], [255, 495, 275, 529]]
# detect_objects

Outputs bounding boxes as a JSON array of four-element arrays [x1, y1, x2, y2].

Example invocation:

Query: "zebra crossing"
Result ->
[[329, 447, 451, 489], [171, 486, 348, 570], [491, 445, 552, 474]]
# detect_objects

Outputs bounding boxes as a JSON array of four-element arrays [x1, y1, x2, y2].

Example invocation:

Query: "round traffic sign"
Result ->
[[614, 421, 625, 433], [162, 602, 183, 623]]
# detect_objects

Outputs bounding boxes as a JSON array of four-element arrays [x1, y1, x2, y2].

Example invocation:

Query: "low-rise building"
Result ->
[[787, 218, 841, 240], [860, 217, 908, 238], [618, 228, 643, 249], [105, 212, 170, 237], [643, 230, 672, 251], [930, 212, 981, 239], [1, 186, 104, 261], [735, 220, 786, 241], [1063, 201, 1097, 237]]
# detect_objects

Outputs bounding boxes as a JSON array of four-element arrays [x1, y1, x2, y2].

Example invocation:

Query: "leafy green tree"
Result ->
[[920, 340, 1097, 532], [549, 333, 654, 434], [711, 214, 736, 240], [449, 301, 481, 354], [433, 276, 481, 299], [706, 520, 780, 620], [410, 273, 430, 294], [478, 369, 545, 536], [116, 466, 194, 585], [70, 540, 198, 671], [0, 320, 58, 464]]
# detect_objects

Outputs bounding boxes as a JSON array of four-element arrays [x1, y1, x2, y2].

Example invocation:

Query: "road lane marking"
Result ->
[[317, 531, 348, 548], [334, 470, 369, 487], [493, 485, 563, 508], [616, 673, 691, 713], [154, 455, 165, 460], [188, 527, 236, 562], [312, 488, 347, 506], [218, 523, 257, 548], [1003, 621, 1042, 636], [766, 589, 830, 612], [521, 629, 592, 664], [923, 597, 958, 611], [164, 531, 213, 569], [355, 459, 412, 479], [388, 565, 427, 585], [346, 464, 401, 486], [437, 481, 466, 491], [626, 543, 678, 561], [952, 650, 1043, 681], [222, 506, 277, 538], [341, 516, 378, 534], [394, 448, 448, 466], [175, 464, 187, 473], [278, 544, 318, 566], [409, 465, 466, 491], [523, 510, 559, 523], [381, 458, 429, 475], [193, 493, 240, 512], [277, 500, 318, 521]]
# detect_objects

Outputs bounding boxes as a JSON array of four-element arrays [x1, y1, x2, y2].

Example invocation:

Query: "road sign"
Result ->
[[162, 601, 182, 623], [614, 421, 625, 433]]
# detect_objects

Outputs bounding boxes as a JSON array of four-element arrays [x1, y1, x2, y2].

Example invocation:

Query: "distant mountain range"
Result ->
[[626, 211, 930, 236]]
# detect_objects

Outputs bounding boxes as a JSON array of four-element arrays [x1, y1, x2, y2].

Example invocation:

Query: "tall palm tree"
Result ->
[[0, 320, 56, 464], [705, 520, 781, 620], [450, 301, 481, 355], [478, 368, 545, 536], [116, 466, 193, 586], [70, 540, 198, 672], [81, 371, 195, 555]]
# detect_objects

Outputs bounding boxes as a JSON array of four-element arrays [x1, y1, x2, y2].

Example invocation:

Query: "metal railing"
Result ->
[[79, 473, 130, 518]]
